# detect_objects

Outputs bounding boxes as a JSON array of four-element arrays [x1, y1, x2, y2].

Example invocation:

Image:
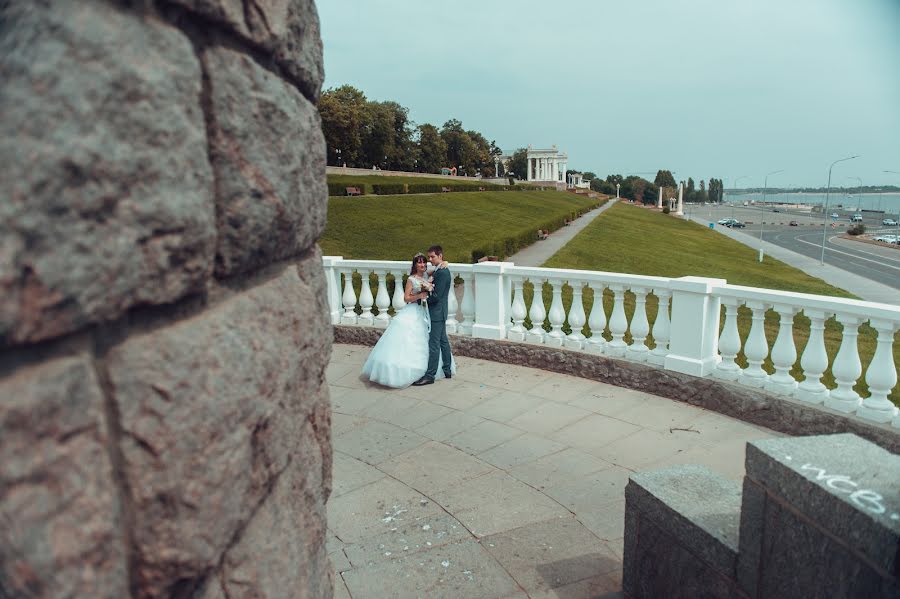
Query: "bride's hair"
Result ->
[[410, 253, 427, 275]]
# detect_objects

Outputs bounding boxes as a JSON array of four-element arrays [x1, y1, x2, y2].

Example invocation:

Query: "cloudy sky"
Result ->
[[318, 0, 900, 188]]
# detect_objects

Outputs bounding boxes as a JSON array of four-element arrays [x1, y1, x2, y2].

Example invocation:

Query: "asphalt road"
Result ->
[[690, 204, 900, 291]]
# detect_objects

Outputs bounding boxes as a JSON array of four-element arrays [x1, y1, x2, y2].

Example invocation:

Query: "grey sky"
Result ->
[[319, 0, 900, 188]]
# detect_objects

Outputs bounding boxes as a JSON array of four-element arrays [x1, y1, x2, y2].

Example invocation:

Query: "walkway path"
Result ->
[[327, 343, 778, 599], [507, 200, 617, 267], [685, 214, 899, 305]]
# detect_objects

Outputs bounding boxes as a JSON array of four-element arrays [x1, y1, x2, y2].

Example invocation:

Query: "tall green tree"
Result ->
[[319, 85, 368, 166], [416, 124, 447, 173], [654, 170, 677, 188], [507, 148, 528, 181]]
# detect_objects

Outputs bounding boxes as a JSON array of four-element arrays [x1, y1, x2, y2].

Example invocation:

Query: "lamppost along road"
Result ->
[[759, 169, 784, 262], [820, 155, 859, 265]]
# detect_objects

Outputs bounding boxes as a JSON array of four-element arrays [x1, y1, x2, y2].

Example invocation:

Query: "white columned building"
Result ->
[[526, 145, 567, 186]]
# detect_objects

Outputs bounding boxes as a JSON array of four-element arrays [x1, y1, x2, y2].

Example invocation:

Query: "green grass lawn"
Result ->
[[537, 202, 899, 404], [320, 190, 603, 263], [328, 173, 492, 194]]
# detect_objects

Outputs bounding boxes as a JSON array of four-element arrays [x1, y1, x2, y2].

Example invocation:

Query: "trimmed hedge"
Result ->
[[328, 182, 365, 196], [371, 183, 407, 195]]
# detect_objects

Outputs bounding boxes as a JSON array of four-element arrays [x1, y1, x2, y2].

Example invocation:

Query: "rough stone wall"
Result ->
[[0, 1, 332, 597]]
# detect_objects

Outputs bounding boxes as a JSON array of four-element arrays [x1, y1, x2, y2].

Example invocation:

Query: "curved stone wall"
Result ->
[[0, 1, 332, 597]]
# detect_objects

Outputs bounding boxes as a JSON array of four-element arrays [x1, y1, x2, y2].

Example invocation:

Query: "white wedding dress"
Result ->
[[361, 275, 456, 388]]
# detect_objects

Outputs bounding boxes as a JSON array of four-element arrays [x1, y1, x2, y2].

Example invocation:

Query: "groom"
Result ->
[[412, 245, 453, 386]]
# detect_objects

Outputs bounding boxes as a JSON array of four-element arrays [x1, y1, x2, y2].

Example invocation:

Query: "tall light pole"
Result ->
[[847, 176, 862, 213], [885, 170, 900, 234], [732, 175, 749, 222], [820, 155, 859, 265], [758, 169, 784, 262]]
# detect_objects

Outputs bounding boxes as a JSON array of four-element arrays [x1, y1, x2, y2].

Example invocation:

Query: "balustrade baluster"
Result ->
[[714, 299, 742, 379], [391, 272, 406, 313], [765, 305, 799, 395], [357, 270, 375, 326], [585, 283, 607, 354], [526, 279, 547, 344], [858, 319, 899, 423], [373, 270, 391, 328], [546, 279, 567, 347], [795, 309, 830, 404], [607, 285, 628, 357], [626, 287, 650, 361], [446, 276, 459, 334], [565, 280, 587, 350], [459, 271, 475, 336], [648, 290, 670, 366], [508, 277, 528, 342], [340, 269, 358, 325], [741, 301, 770, 388], [824, 314, 863, 413]]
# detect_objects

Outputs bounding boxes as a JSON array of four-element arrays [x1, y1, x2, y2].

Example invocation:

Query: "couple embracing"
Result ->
[[361, 245, 456, 388]]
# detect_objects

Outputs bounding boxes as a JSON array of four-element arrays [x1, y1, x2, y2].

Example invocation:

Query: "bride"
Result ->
[[361, 253, 456, 388]]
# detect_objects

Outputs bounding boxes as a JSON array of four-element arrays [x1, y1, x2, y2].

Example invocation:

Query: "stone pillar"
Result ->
[[664, 276, 726, 377], [471, 261, 513, 340], [658, 187, 663, 208], [0, 2, 333, 598], [527, 157, 533, 181], [677, 183, 684, 216]]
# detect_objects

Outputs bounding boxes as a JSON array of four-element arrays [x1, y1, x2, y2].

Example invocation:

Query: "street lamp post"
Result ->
[[820, 155, 859, 265], [758, 169, 784, 262], [732, 175, 749, 222]]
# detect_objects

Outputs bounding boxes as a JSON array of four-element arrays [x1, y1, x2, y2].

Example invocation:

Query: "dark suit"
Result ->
[[425, 266, 452, 379]]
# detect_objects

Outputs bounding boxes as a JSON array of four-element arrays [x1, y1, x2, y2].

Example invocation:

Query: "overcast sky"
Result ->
[[318, 0, 900, 188]]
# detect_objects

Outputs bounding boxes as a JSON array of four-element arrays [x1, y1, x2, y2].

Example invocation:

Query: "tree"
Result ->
[[416, 124, 447, 173], [582, 171, 598, 181], [507, 148, 528, 181], [654, 170, 677, 188], [319, 85, 368, 166], [698, 179, 708, 203]]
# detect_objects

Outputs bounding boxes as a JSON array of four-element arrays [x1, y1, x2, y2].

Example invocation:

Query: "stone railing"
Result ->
[[322, 257, 900, 429]]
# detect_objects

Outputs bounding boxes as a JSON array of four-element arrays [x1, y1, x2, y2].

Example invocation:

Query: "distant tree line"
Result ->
[[319, 85, 503, 177], [589, 170, 724, 204]]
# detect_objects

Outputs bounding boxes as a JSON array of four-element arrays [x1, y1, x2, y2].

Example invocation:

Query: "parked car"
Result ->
[[772, 208, 781, 212], [850, 214, 863, 223], [789, 221, 799, 226], [883, 218, 899, 226], [874, 234, 899, 244], [726, 221, 746, 228], [830, 212, 840, 219], [717, 218, 732, 225]]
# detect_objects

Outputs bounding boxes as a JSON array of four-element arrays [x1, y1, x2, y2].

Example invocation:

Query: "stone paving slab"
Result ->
[[328, 343, 781, 598]]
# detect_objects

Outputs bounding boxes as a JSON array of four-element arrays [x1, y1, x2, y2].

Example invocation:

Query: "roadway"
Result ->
[[687, 204, 900, 293]]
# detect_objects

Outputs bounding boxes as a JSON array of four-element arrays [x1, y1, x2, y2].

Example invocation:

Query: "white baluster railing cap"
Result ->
[[717, 284, 900, 324]]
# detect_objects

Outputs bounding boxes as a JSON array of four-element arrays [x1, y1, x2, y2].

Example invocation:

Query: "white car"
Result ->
[[874, 234, 899, 243], [882, 218, 898, 226], [717, 218, 732, 225], [850, 214, 863, 223], [830, 213, 840, 219]]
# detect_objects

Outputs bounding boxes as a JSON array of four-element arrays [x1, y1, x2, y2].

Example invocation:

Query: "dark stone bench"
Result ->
[[624, 434, 900, 598]]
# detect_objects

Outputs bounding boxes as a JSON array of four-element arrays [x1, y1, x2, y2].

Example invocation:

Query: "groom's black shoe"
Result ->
[[412, 376, 434, 386], [443, 372, 452, 380]]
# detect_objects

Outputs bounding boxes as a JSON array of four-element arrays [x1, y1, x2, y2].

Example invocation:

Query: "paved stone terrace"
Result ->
[[327, 343, 781, 599]]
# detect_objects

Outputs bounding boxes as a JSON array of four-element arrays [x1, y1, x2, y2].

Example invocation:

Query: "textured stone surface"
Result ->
[[333, 326, 900, 454], [203, 46, 327, 277], [0, 1, 215, 347], [738, 434, 900, 597], [171, 0, 324, 101], [105, 259, 331, 596], [0, 354, 128, 598]]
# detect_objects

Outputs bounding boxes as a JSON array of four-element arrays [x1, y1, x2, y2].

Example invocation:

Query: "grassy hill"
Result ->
[[320, 190, 603, 263], [328, 173, 495, 195]]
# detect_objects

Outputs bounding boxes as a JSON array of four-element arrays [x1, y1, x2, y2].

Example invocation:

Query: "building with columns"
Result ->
[[526, 145, 567, 183]]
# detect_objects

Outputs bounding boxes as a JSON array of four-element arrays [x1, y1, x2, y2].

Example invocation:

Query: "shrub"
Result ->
[[847, 224, 866, 236], [662, 206, 670, 214], [328, 182, 366, 196], [372, 183, 406, 195]]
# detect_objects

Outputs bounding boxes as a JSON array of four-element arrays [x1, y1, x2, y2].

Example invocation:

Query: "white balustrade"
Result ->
[[446, 277, 459, 333], [324, 256, 900, 430], [765, 304, 798, 395], [526, 279, 548, 344], [340, 269, 358, 325], [607, 285, 628, 357], [715, 299, 743, 380], [373, 270, 391, 328], [741, 301, 771, 388], [825, 314, 863, 413], [565, 280, 587, 350], [459, 270, 475, 335], [585, 283, 608, 354], [858, 319, 899, 423], [795, 309, 830, 404], [546, 279, 567, 347], [626, 287, 651, 361], [648, 290, 670, 366], [508, 277, 528, 342]]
